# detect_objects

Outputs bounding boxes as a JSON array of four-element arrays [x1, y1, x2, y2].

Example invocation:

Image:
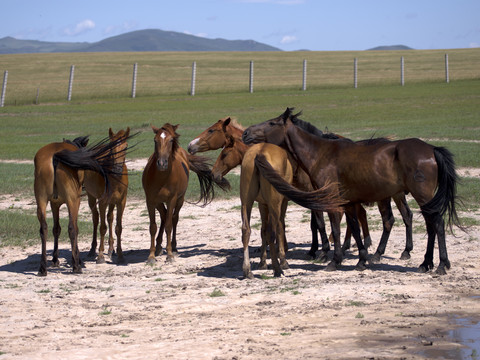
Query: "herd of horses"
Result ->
[[33, 108, 462, 278]]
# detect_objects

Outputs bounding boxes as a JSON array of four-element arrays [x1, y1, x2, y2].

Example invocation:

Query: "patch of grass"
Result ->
[[0, 209, 92, 247], [260, 274, 274, 280], [346, 300, 365, 307], [209, 288, 225, 297], [99, 306, 112, 316], [37, 289, 50, 294], [355, 312, 365, 319], [280, 332, 291, 336]]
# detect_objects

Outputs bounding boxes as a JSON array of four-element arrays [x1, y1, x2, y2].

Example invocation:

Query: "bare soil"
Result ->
[[0, 164, 479, 359]]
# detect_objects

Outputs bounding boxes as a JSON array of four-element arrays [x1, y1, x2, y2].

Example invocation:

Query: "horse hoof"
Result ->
[[257, 262, 268, 270], [435, 266, 447, 276], [355, 262, 367, 271], [38, 269, 47, 277], [73, 267, 83, 274], [165, 256, 175, 263], [96, 257, 106, 265], [155, 248, 163, 257], [273, 270, 284, 278], [147, 257, 156, 264], [325, 262, 338, 272], [244, 272, 254, 280], [306, 251, 316, 259], [400, 251, 411, 260], [316, 253, 329, 264], [370, 253, 381, 264], [280, 261, 289, 270], [418, 265, 428, 273], [52, 260, 60, 267]]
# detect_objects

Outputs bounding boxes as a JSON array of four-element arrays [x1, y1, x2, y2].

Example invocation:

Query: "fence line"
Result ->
[[0, 53, 464, 106]]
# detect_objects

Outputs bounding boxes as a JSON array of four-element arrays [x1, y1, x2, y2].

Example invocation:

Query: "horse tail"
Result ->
[[53, 133, 136, 199], [254, 153, 345, 212], [421, 146, 463, 232], [187, 154, 231, 207]]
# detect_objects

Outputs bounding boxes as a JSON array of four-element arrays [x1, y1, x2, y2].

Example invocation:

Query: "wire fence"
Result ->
[[1, 49, 479, 106]]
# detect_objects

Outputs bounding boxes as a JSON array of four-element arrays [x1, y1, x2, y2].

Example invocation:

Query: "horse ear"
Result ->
[[222, 117, 231, 132], [173, 124, 180, 133], [109, 128, 114, 137], [125, 127, 130, 137], [151, 124, 159, 133], [283, 107, 294, 121]]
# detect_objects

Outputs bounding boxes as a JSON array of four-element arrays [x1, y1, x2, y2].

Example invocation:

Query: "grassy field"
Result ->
[[0, 50, 479, 246], [1, 48, 479, 105]]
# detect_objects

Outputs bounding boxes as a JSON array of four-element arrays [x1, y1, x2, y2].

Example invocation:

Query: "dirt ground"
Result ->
[[0, 164, 479, 359]]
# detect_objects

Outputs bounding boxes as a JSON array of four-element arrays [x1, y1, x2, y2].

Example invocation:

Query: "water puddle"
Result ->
[[419, 313, 480, 359]]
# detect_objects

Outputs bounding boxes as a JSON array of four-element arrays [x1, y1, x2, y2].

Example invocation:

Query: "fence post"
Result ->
[[131, 63, 138, 98], [353, 58, 358, 88], [1, 70, 7, 107], [445, 54, 449, 83], [67, 65, 75, 101], [249, 61, 254, 93], [400, 56, 405, 86], [190, 61, 197, 96], [302, 59, 307, 91]]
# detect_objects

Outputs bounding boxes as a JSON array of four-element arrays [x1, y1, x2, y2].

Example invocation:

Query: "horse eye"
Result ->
[[208, 129, 214, 134], [269, 122, 275, 126]]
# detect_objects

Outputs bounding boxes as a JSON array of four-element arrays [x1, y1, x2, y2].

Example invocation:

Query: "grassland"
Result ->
[[0, 49, 479, 246]]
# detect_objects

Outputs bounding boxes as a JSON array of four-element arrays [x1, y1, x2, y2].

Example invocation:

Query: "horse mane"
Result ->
[[63, 136, 89, 148]]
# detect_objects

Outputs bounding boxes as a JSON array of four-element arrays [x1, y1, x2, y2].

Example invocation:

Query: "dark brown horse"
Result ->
[[243, 108, 461, 275], [142, 123, 228, 263], [84, 128, 130, 264], [34, 134, 131, 276]]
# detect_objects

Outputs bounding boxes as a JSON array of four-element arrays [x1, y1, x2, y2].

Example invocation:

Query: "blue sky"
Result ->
[[2, 0, 479, 51]]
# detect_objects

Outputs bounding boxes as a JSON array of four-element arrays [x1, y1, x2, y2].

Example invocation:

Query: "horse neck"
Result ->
[[285, 123, 326, 174]]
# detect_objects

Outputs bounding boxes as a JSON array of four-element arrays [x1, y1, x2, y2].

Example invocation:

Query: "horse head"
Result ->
[[152, 123, 179, 171], [242, 107, 295, 146], [188, 117, 230, 154], [108, 127, 130, 174]]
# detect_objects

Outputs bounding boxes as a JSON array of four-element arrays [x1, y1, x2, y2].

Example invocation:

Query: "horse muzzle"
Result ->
[[156, 158, 169, 171]]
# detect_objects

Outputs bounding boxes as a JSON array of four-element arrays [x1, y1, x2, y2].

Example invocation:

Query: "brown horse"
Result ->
[[84, 128, 130, 264], [34, 134, 131, 276], [243, 108, 461, 275], [142, 123, 228, 263], [187, 116, 244, 154]]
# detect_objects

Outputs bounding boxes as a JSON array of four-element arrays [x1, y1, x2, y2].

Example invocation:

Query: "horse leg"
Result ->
[[96, 202, 108, 264], [419, 213, 436, 273], [357, 204, 371, 249], [277, 198, 289, 271], [155, 204, 166, 256], [267, 214, 283, 277], [50, 202, 61, 267], [312, 211, 330, 263], [115, 197, 127, 264], [37, 199, 49, 276], [371, 199, 395, 263], [432, 214, 450, 275], [171, 198, 184, 254], [258, 203, 269, 270], [344, 205, 368, 271], [325, 211, 343, 271], [146, 202, 157, 264], [106, 204, 115, 258], [87, 194, 98, 259], [164, 200, 175, 262], [241, 199, 255, 279], [67, 198, 82, 274], [393, 193, 413, 260]]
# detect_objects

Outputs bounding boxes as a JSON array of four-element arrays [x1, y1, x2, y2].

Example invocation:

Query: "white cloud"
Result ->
[[470, 42, 479, 48], [281, 35, 297, 44], [63, 19, 95, 36]]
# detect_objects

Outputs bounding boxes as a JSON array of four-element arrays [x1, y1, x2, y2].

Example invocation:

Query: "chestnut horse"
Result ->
[[243, 108, 461, 275], [84, 128, 130, 264], [34, 134, 131, 276], [142, 123, 229, 263]]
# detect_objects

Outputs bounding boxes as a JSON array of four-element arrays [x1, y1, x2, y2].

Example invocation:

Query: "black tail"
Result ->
[[187, 154, 231, 207], [421, 146, 463, 232], [254, 154, 345, 212], [53, 132, 138, 198]]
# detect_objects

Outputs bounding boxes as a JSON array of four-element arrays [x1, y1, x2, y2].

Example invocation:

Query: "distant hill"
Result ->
[[0, 29, 281, 54], [368, 45, 413, 51]]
